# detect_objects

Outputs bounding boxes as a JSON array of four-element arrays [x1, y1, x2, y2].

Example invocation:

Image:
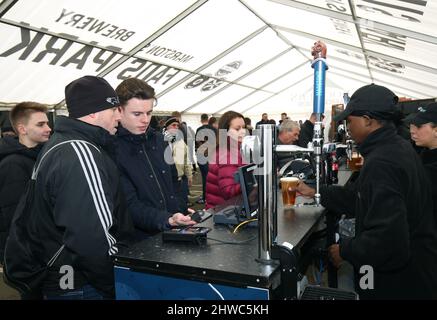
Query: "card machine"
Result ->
[[162, 226, 211, 244]]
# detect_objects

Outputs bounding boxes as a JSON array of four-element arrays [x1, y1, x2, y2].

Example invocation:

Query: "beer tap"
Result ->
[[311, 41, 328, 206], [343, 92, 353, 161]]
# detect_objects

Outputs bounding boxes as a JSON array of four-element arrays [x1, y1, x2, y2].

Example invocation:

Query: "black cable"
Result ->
[[208, 235, 257, 245]]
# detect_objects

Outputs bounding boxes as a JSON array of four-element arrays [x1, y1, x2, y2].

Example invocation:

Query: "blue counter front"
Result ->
[[115, 266, 270, 300]]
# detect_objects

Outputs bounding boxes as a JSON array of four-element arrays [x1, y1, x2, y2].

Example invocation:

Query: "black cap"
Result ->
[[334, 84, 398, 121], [405, 102, 437, 126], [164, 116, 180, 128], [65, 76, 120, 118]]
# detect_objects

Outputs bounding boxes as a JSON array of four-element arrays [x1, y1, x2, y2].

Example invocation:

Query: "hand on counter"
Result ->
[[169, 212, 197, 227], [328, 244, 344, 268], [295, 180, 316, 198]]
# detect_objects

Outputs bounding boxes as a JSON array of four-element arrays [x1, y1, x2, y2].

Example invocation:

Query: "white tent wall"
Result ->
[[1, 0, 436, 123]]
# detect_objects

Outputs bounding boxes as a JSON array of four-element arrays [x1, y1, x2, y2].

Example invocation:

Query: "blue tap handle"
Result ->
[[312, 58, 328, 115]]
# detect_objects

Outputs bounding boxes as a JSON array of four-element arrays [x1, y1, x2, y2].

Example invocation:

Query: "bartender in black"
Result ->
[[296, 84, 437, 299]]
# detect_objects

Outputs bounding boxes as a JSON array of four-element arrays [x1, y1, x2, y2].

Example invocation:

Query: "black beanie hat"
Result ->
[[65, 75, 120, 118], [164, 116, 180, 128]]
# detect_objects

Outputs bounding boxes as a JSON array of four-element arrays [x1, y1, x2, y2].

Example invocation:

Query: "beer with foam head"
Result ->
[[280, 177, 299, 207]]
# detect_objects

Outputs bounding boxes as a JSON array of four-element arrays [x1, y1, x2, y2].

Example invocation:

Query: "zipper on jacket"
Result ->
[[141, 144, 168, 211]]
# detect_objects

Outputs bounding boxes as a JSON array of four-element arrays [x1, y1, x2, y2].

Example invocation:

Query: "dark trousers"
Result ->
[[181, 175, 189, 203], [198, 163, 209, 201], [174, 177, 188, 213]]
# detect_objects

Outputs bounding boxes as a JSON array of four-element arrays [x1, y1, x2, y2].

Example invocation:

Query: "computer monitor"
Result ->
[[236, 163, 258, 220]]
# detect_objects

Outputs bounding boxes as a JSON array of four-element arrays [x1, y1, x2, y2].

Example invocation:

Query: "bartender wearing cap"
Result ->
[[297, 84, 437, 299], [406, 102, 437, 222]]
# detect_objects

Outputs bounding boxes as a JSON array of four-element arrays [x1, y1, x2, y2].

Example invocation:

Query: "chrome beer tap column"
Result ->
[[311, 41, 328, 206], [255, 124, 277, 263]]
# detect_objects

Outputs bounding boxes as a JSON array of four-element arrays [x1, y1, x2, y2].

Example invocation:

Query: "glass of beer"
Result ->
[[348, 152, 363, 171], [280, 177, 300, 208]]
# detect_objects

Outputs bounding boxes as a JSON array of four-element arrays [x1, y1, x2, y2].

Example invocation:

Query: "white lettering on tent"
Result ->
[[325, 0, 348, 13], [117, 58, 181, 85], [357, 0, 427, 23], [0, 24, 121, 72], [55, 8, 135, 42], [143, 44, 194, 64], [335, 48, 404, 74]]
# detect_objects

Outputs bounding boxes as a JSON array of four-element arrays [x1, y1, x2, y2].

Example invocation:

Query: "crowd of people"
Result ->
[[0, 76, 436, 300]]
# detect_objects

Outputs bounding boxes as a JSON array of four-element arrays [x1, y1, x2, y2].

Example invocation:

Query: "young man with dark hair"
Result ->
[[115, 78, 195, 238], [256, 113, 269, 127], [21, 76, 134, 299], [279, 112, 288, 125], [0, 102, 51, 263]]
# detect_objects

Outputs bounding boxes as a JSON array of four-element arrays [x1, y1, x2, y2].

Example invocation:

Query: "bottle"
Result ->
[[331, 152, 339, 184]]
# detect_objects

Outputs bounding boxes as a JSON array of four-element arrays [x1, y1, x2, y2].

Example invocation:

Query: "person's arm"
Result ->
[[320, 184, 357, 216], [297, 124, 312, 148], [118, 168, 173, 232], [339, 163, 410, 272], [0, 159, 31, 225], [183, 142, 192, 185], [296, 178, 356, 215], [218, 164, 241, 199], [119, 162, 194, 230]]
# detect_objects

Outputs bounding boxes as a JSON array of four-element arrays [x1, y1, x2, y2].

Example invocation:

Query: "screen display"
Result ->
[[238, 164, 258, 218]]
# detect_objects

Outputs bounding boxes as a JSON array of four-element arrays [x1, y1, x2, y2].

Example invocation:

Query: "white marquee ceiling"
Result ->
[[1, 0, 436, 117]]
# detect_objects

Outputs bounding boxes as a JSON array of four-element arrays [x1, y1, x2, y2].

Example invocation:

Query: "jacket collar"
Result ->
[[54, 116, 114, 148], [116, 125, 155, 144], [358, 125, 397, 157], [421, 148, 437, 165], [0, 136, 42, 161]]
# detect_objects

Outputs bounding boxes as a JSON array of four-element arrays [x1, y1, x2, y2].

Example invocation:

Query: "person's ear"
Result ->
[[363, 115, 372, 127], [16, 122, 26, 135]]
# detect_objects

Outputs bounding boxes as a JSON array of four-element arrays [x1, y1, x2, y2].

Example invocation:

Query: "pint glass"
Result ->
[[280, 177, 299, 207], [347, 152, 363, 171]]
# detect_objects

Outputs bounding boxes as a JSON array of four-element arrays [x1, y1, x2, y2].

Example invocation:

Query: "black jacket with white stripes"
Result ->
[[30, 116, 134, 297]]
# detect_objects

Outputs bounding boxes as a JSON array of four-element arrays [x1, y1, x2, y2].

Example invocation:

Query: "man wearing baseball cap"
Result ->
[[407, 102, 437, 226], [297, 84, 437, 299], [24, 75, 134, 299]]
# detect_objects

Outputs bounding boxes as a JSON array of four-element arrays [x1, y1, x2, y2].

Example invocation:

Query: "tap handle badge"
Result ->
[[311, 41, 327, 60]]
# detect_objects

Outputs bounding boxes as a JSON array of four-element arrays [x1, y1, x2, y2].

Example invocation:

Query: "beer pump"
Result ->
[[240, 40, 329, 263], [310, 41, 328, 206]]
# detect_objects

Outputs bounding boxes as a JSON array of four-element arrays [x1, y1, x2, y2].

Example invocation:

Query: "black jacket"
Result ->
[[421, 148, 437, 223], [0, 137, 42, 262], [30, 116, 134, 297], [322, 125, 437, 299], [115, 126, 180, 238], [297, 120, 314, 148]]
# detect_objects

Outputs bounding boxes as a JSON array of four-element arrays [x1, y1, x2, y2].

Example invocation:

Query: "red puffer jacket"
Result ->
[[205, 144, 246, 209]]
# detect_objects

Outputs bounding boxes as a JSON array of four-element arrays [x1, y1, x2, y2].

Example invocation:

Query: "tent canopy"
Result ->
[[1, 0, 436, 118]]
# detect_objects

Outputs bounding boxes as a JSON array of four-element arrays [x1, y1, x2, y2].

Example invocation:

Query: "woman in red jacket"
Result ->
[[205, 111, 247, 209]]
